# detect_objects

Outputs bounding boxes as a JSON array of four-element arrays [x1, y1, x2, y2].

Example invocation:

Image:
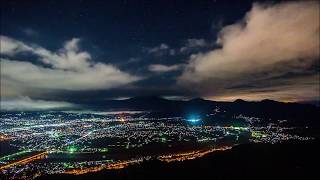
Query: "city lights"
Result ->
[[67, 146, 78, 153], [186, 115, 201, 124], [0, 111, 314, 179]]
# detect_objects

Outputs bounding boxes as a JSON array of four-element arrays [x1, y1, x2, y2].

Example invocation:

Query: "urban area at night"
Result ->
[[0, 106, 316, 179], [1, 0, 319, 179]]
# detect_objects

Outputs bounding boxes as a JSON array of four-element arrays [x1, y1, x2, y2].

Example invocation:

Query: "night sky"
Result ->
[[1, 0, 319, 110]]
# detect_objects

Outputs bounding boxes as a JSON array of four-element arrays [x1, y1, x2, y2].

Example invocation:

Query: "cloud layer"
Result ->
[[1, 36, 141, 98], [178, 1, 320, 101], [1, 96, 75, 111]]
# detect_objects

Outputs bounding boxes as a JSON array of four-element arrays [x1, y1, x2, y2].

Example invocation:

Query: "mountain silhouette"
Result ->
[[77, 96, 320, 127]]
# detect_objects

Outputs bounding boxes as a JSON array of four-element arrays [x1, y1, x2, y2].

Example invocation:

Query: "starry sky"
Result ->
[[1, 0, 319, 110]]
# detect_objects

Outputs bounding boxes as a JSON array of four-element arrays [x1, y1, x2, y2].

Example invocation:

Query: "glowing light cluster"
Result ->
[[186, 116, 201, 123]]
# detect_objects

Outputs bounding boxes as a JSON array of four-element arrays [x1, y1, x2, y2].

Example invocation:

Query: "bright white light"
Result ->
[[186, 118, 201, 123]]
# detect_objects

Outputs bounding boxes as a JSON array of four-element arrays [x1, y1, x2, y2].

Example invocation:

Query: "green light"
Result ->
[[251, 131, 267, 138], [53, 132, 60, 138], [161, 137, 166, 143], [63, 163, 74, 169], [0, 150, 31, 162], [99, 148, 108, 152], [67, 146, 77, 153]]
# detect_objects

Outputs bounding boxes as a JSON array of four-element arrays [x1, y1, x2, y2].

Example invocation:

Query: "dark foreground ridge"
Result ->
[[38, 140, 319, 180]]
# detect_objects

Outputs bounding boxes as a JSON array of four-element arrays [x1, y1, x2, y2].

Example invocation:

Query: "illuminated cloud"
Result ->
[[178, 1, 320, 102], [0, 36, 142, 97], [148, 64, 183, 73], [0, 96, 75, 111], [0, 35, 32, 55]]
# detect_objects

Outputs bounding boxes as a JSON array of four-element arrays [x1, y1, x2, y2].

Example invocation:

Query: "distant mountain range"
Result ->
[[2, 96, 318, 127], [80, 96, 319, 126]]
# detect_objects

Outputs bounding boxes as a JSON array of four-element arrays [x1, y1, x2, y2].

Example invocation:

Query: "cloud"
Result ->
[[0, 36, 33, 55], [1, 36, 92, 71], [145, 43, 175, 56], [180, 38, 209, 53], [178, 1, 320, 102], [148, 64, 183, 73], [0, 97, 75, 111], [0, 36, 142, 98], [147, 43, 169, 53]]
